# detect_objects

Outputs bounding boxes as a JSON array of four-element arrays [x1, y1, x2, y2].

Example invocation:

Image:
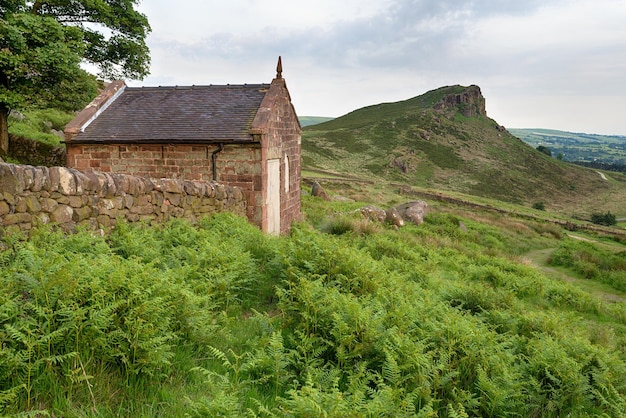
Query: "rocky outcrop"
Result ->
[[434, 85, 486, 118], [0, 162, 246, 234]]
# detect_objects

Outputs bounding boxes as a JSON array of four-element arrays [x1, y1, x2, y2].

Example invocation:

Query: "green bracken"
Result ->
[[1, 197, 626, 417]]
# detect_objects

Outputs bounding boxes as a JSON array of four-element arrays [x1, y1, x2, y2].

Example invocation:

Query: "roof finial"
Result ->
[[276, 56, 283, 79]]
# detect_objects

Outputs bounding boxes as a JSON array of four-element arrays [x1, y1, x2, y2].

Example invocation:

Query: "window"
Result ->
[[284, 155, 290, 193]]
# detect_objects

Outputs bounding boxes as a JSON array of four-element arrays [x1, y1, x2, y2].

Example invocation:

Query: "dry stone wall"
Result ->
[[0, 162, 246, 235], [9, 134, 66, 167]]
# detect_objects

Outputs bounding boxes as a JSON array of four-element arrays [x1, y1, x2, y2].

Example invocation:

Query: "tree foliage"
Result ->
[[590, 211, 617, 227], [536, 145, 552, 157], [0, 0, 151, 154], [1, 13, 86, 108]]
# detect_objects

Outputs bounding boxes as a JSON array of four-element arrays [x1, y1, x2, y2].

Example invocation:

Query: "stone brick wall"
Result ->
[[252, 77, 302, 234], [0, 162, 246, 235], [67, 144, 217, 181], [66, 142, 266, 228], [9, 134, 66, 167], [218, 144, 263, 227]]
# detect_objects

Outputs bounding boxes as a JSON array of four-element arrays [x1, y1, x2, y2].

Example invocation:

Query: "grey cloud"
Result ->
[[151, 0, 551, 72], [149, 0, 625, 98]]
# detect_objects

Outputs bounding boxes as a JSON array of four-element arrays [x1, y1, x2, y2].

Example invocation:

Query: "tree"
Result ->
[[590, 211, 617, 227], [536, 145, 552, 157], [0, 0, 151, 155]]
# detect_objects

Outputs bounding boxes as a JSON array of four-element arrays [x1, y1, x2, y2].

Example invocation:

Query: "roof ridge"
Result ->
[[125, 83, 270, 91]]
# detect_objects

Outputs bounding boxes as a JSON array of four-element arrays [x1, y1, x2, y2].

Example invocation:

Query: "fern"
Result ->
[[446, 402, 469, 418], [381, 347, 401, 387]]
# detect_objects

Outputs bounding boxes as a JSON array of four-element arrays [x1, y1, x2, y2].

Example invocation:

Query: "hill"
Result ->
[[510, 128, 626, 165], [302, 85, 626, 217], [299, 116, 334, 127]]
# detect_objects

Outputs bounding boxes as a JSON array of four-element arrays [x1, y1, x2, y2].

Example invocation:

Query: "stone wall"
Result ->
[[0, 162, 246, 235], [66, 142, 265, 223], [9, 134, 66, 167]]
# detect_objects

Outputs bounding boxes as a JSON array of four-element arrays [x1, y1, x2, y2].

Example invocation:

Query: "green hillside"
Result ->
[[302, 85, 626, 216]]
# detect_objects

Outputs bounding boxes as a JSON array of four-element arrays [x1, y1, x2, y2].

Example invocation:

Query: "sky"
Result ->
[[129, 0, 626, 135]]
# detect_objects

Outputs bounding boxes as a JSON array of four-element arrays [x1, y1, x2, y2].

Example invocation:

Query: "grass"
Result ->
[[524, 247, 626, 303], [8, 109, 74, 146]]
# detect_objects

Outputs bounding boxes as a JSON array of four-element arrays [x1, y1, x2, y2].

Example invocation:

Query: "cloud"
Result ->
[[131, 0, 626, 134]]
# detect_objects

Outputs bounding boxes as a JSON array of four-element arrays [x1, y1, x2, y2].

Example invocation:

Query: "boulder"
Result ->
[[360, 205, 386, 222], [311, 181, 330, 200], [385, 208, 405, 227], [394, 200, 429, 226]]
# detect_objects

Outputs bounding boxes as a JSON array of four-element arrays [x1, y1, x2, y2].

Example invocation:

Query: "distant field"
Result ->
[[299, 116, 334, 127], [510, 128, 626, 164]]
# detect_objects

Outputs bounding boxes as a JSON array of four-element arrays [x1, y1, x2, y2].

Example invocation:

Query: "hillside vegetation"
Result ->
[[7, 109, 73, 147], [302, 85, 626, 217], [2, 195, 626, 417]]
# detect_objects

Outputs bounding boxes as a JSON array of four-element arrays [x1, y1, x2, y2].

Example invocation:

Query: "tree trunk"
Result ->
[[0, 104, 8, 157]]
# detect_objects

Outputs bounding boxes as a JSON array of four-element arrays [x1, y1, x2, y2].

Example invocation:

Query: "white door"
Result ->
[[267, 159, 281, 235]]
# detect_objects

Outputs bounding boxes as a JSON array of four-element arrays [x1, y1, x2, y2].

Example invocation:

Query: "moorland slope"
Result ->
[[302, 85, 626, 216]]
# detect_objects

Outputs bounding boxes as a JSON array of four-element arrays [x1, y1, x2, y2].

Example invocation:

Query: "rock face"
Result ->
[[433, 85, 486, 118]]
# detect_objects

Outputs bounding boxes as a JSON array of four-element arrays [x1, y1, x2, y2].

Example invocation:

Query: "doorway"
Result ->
[[267, 159, 281, 235]]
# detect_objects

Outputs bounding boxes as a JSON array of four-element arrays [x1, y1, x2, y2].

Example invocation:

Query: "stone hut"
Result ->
[[64, 57, 301, 235]]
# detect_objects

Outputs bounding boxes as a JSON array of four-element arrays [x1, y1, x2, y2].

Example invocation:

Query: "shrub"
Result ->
[[590, 211, 617, 226], [536, 145, 552, 157], [533, 202, 546, 211]]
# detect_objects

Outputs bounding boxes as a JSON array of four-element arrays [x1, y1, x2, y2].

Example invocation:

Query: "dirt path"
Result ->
[[596, 171, 609, 181], [523, 247, 626, 303]]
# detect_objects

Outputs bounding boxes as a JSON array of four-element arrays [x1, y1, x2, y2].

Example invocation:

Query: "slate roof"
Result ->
[[72, 84, 270, 144]]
